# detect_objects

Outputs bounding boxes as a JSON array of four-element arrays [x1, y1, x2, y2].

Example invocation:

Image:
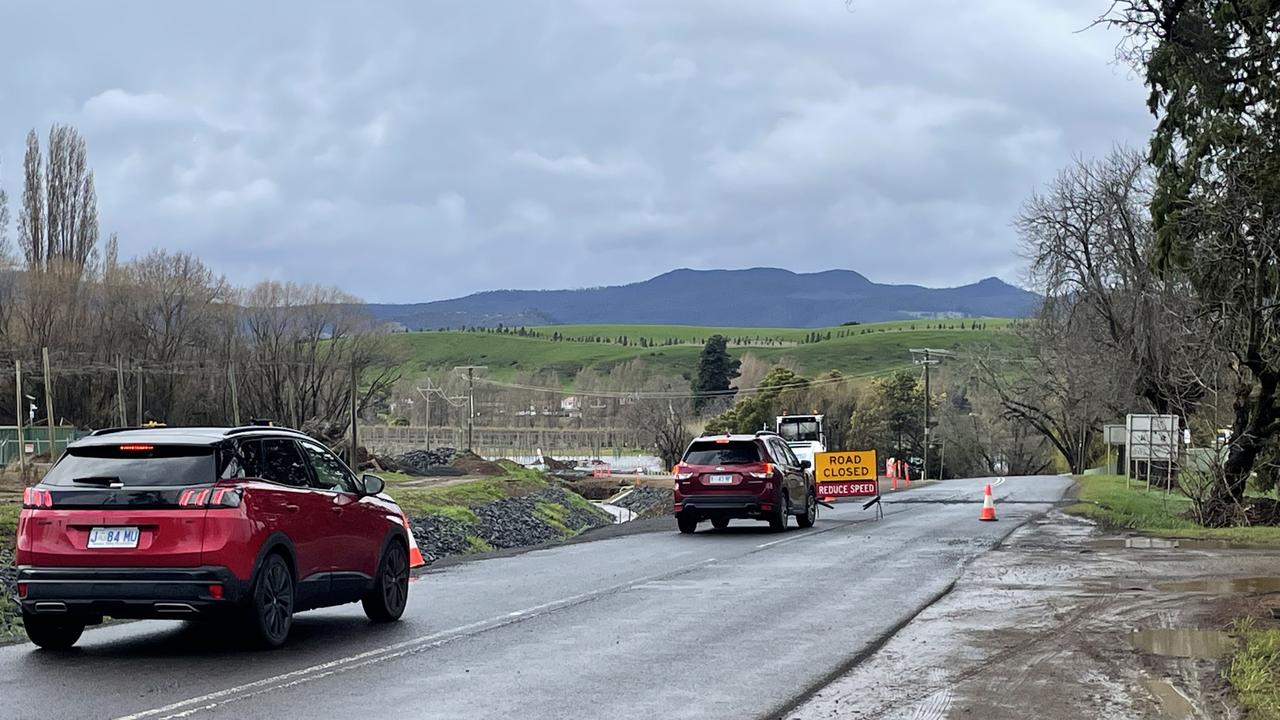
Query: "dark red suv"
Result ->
[[15, 425, 421, 650], [673, 432, 817, 534]]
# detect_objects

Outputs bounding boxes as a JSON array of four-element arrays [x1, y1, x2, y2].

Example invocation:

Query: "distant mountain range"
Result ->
[[366, 268, 1039, 329]]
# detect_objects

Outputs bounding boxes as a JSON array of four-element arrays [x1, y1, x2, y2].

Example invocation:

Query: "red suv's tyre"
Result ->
[[22, 613, 85, 651], [246, 553, 294, 649], [363, 541, 410, 623]]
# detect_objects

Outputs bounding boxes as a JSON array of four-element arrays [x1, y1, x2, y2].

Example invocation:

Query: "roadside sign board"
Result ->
[[814, 450, 879, 497], [1126, 414, 1178, 460]]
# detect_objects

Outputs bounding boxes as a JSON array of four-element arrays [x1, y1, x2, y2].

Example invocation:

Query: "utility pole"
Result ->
[[14, 361, 26, 475], [287, 379, 299, 429], [454, 366, 487, 452], [136, 368, 144, 426], [417, 379, 468, 454], [115, 355, 127, 427], [228, 362, 241, 426], [910, 348, 953, 481], [42, 347, 56, 458], [350, 362, 360, 467]]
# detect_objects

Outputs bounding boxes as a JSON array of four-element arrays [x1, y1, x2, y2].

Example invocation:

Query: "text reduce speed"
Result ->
[[814, 450, 879, 497]]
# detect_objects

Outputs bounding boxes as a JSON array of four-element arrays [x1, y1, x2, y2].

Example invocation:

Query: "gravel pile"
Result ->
[[407, 515, 471, 565], [475, 496, 562, 549], [614, 487, 674, 519], [408, 487, 612, 559], [393, 447, 459, 475]]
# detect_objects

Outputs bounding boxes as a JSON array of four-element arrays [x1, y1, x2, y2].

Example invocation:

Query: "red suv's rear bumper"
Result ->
[[16, 565, 249, 620], [675, 493, 778, 520]]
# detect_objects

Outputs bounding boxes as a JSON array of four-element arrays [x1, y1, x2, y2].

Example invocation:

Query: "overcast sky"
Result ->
[[0, 0, 1152, 303]]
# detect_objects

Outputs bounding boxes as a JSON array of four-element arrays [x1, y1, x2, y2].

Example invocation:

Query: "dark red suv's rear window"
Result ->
[[41, 445, 218, 488], [683, 441, 762, 466]]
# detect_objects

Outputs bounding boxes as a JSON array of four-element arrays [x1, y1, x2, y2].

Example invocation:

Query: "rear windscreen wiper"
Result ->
[[71, 476, 123, 487]]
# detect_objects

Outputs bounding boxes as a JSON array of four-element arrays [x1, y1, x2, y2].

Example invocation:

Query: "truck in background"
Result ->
[[775, 414, 826, 468]]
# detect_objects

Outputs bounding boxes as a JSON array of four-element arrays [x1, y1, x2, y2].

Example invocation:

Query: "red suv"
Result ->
[[15, 425, 419, 650], [673, 432, 817, 534]]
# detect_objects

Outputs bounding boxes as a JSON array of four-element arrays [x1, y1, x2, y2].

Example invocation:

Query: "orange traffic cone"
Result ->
[[402, 513, 427, 568], [979, 484, 998, 522]]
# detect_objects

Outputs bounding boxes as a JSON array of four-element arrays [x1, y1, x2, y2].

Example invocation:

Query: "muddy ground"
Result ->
[[792, 511, 1280, 720]]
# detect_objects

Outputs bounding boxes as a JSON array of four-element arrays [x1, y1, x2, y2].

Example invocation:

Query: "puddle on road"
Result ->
[[1143, 679, 1198, 720], [1130, 629, 1236, 659], [1155, 576, 1280, 594], [1091, 536, 1251, 550]]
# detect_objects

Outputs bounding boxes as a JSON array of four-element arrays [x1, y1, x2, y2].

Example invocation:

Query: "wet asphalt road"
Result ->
[[1, 475, 1072, 720]]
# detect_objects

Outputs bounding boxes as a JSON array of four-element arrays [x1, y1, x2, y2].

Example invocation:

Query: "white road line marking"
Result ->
[[756, 534, 809, 549], [113, 558, 718, 720]]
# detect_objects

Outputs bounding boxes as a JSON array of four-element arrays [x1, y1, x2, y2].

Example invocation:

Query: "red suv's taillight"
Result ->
[[22, 487, 53, 509], [748, 463, 774, 479], [178, 488, 242, 508]]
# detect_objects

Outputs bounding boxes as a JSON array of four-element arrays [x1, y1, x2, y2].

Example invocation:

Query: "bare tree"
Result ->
[[125, 250, 232, 420], [15, 126, 100, 351], [623, 378, 695, 468], [238, 282, 400, 428], [938, 370, 1053, 478], [0, 154, 13, 345], [975, 300, 1127, 474], [1019, 147, 1202, 417], [18, 126, 97, 276]]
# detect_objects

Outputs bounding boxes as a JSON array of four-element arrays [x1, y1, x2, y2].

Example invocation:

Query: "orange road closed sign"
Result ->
[[814, 450, 879, 497]]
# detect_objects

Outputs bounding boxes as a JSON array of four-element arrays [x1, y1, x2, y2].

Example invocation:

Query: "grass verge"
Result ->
[[1065, 475, 1280, 544], [533, 500, 572, 537], [0, 597, 21, 644], [0, 505, 17, 551], [1228, 620, 1280, 720], [388, 472, 548, 521]]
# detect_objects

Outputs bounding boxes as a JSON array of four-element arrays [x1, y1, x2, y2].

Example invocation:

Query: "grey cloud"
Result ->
[[0, 0, 1151, 302]]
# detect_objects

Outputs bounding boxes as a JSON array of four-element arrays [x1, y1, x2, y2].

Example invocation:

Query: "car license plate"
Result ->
[[88, 527, 140, 549], [707, 474, 734, 484]]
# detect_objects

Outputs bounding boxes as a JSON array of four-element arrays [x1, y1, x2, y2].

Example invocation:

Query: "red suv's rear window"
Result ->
[[41, 445, 217, 488], [683, 441, 761, 466]]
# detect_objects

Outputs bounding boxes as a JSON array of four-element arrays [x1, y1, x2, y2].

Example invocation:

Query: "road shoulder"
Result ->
[[788, 510, 1280, 720]]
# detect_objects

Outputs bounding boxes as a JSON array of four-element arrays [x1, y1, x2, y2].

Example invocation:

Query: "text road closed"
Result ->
[[814, 450, 879, 497]]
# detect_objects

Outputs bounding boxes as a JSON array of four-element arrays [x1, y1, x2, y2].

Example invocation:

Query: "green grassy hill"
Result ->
[[389, 319, 1021, 382]]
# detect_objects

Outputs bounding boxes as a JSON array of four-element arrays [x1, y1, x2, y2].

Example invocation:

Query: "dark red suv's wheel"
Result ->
[[796, 492, 817, 529], [769, 495, 789, 532], [363, 541, 409, 622], [677, 514, 699, 534], [247, 553, 294, 649]]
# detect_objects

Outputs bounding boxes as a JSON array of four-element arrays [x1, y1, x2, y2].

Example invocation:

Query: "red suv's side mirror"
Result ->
[[360, 473, 386, 497], [800, 460, 812, 469]]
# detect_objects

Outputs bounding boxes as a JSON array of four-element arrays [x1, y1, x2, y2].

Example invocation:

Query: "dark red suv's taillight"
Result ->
[[22, 488, 53, 509], [178, 488, 242, 508]]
